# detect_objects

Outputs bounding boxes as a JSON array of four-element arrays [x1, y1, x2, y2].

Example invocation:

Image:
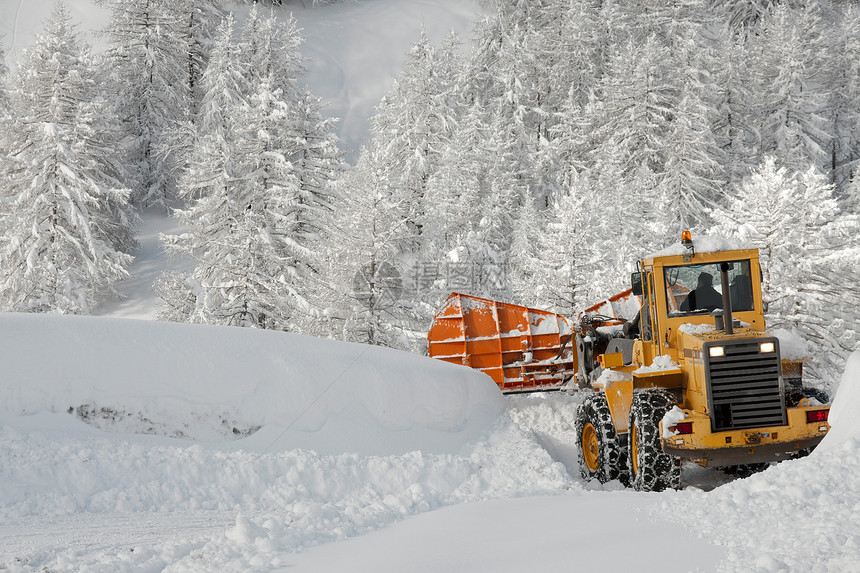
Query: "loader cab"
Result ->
[[633, 238, 767, 363]]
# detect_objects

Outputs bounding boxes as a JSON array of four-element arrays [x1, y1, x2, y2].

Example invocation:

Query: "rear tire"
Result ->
[[785, 385, 829, 406], [576, 392, 629, 485], [720, 463, 770, 478], [628, 389, 682, 492]]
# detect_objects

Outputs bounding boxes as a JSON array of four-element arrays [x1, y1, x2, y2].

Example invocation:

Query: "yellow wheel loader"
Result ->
[[574, 232, 830, 491], [429, 232, 831, 491]]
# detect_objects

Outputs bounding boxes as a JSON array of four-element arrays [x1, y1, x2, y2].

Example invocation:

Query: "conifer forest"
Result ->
[[1, 0, 859, 387]]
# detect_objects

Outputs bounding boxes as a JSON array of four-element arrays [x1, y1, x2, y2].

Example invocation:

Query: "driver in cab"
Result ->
[[680, 272, 723, 312]]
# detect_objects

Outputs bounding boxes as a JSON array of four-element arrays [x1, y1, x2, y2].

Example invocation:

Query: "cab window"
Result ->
[[664, 260, 754, 316]]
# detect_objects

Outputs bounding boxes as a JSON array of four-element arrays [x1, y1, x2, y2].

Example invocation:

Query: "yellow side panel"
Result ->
[[603, 378, 633, 433]]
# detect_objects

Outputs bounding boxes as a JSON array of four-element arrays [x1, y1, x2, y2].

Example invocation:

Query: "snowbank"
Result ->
[[0, 408, 576, 567], [660, 352, 860, 572], [664, 439, 860, 573], [816, 349, 860, 452], [0, 313, 505, 456]]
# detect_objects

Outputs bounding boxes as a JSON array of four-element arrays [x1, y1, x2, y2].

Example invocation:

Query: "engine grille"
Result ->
[[705, 339, 786, 431]]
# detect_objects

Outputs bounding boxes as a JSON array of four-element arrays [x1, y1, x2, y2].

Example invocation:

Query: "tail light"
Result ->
[[670, 422, 694, 434], [806, 409, 829, 423]]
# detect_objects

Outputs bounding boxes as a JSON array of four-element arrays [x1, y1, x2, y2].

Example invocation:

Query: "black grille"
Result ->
[[705, 339, 786, 431]]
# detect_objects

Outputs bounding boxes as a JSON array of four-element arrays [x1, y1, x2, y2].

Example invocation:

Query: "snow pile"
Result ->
[[662, 442, 860, 572], [817, 349, 860, 452], [647, 235, 751, 259], [0, 410, 575, 569], [506, 393, 583, 480], [634, 354, 680, 374], [772, 327, 811, 361], [596, 368, 630, 387], [0, 313, 581, 570], [679, 322, 716, 335], [0, 313, 505, 456], [660, 406, 687, 439]]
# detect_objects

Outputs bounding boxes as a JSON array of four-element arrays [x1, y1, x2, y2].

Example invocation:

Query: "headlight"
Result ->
[[760, 342, 775, 353], [709, 346, 724, 357]]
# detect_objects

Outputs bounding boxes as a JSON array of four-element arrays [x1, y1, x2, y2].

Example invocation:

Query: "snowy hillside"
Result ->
[[0, 0, 479, 157]]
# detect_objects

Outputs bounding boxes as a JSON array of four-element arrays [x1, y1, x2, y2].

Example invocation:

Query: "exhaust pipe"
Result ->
[[719, 262, 734, 335]]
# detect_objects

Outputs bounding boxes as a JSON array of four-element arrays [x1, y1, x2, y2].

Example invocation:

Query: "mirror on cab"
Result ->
[[631, 272, 643, 296]]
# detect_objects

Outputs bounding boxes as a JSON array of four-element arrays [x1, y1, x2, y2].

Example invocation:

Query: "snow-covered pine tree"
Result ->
[[240, 7, 304, 103], [98, 0, 191, 207], [656, 13, 726, 232], [542, 0, 605, 120], [0, 2, 135, 313], [513, 170, 601, 317], [715, 157, 859, 388], [579, 34, 677, 248], [151, 0, 227, 189], [822, 4, 860, 196], [155, 15, 245, 323], [175, 14, 246, 204], [661, 76, 726, 232], [153, 16, 242, 322], [323, 148, 423, 348], [176, 0, 226, 116], [161, 76, 306, 329], [370, 26, 458, 241], [748, 3, 830, 173], [0, 37, 9, 163], [465, 110, 529, 298], [0, 38, 8, 117], [714, 157, 794, 309], [418, 101, 490, 294], [708, 0, 778, 33], [781, 166, 860, 387], [159, 10, 339, 332], [711, 26, 758, 190]]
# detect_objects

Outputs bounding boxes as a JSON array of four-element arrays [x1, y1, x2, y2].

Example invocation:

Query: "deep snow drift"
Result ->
[[0, 313, 505, 455], [1, 310, 859, 571]]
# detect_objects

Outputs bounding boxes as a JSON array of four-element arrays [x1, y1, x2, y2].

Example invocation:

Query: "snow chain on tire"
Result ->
[[628, 389, 682, 492], [575, 392, 629, 485]]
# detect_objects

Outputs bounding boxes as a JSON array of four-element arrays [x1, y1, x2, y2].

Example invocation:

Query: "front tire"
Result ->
[[628, 389, 682, 492], [576, 392, 628, 484]]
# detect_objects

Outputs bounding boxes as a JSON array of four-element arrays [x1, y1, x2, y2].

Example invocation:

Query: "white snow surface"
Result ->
[[634, 354, 680, 374], [773, 327, 812, 361], [679, 322, 717, 335], [661, 406, 687, 439], [3, 1, 860, 571], [0, 312, 506, 456], [2, 313, 859, 572]]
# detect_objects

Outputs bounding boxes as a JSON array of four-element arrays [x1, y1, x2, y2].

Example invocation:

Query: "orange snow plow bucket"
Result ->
[[428, 293, 577, 393], [580, 288, 642, 323]]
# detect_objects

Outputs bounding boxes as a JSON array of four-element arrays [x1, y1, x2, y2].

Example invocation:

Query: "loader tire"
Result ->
[[785, 386, 829, 407], [628, 389, 682, 492], [720, 463, 770, 478], [576, 392, 629, 485]]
